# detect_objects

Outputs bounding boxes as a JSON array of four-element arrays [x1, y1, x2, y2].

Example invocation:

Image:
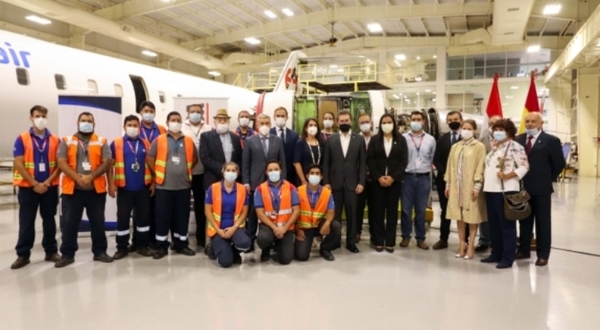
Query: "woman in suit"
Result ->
[[367, 114, 409, 253], [444, 119, 487, 260], [294, 118, 325, 186]]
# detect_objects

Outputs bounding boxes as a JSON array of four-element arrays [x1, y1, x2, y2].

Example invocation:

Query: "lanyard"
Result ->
[[168, 136, 182, 154], [308, 187, 321, 210], [141, 127, 155, 141], [78, 139, 89, 159], [33, 136, 47, 153], [269, 185, 283, 213], [307, 141, 321, 164], [126, 139, 140, 162], [409, 134, 424, 153]]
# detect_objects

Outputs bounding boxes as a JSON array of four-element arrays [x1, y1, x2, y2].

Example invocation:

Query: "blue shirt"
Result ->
[[13, 128, 52, 183], [140, 122, 163, 142], [403, 132, 436, 173], [110, 135, 148, 191], [306, 186, 335, 211], [254, 181, 300, 210], [205, 182, 249, 229]]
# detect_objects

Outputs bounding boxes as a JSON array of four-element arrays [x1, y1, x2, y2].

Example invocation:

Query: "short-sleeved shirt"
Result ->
[[13, 128, 53, 183], [110, 135, 148, 191], [148, 134, 197, 191], [254, 181, 300, 210], [57, 134, 111, 191], [140, 122, 163, 143], [205, 182, 249, 229], [305, 186, 335, 211]]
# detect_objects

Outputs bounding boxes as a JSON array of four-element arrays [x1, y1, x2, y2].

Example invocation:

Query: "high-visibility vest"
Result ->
[[258, 180, 294, 231], [154, 134, 194, 185], [61, 134, 107, 195], [206, 182, 246, 237], [113, 137, 152, 187], [297, 185, 331, 229], [13, 131, 60, 187]]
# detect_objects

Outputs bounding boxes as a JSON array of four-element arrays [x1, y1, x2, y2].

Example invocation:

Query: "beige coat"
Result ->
[[444, 138, 487, 224]]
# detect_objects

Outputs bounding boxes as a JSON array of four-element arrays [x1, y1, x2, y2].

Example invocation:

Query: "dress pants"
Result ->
[[479, 221, 491, 246], [116, 187, 151, 251], [257, 224, 295, 265], [486, 192, 516, 265], [372, 182, 401, 247], [15, 186, 59, 258], [155, 189, 191, 251], [333, 187, 358, 247], [191, 174, 206, 246], [294, 220, 341, 261], [400, 175, 430, 241], [518, 194, 552, 259], [211, 230, 252, 268], [435, 180, 451, 241], [356, 180, 374, 237], [60, 190, 108, 259]]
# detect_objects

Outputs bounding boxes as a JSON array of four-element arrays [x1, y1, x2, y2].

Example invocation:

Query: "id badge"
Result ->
[[82, 161, 92, 171], [415, 157, 423, 167], [38, 163, 46, 172], [171, 156, 180, 165], [131, 163, 140, 172]]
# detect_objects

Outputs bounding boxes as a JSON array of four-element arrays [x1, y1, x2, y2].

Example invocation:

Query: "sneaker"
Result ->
[[93, 253, 114, 263]]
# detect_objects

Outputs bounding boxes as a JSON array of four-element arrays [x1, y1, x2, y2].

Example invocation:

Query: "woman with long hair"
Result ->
[[293, 118, 325, 186], [321, 112, 335, 140]]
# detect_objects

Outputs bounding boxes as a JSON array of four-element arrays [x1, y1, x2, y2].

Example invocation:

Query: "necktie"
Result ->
[[261, 137, 268, 157], [451, 132, 458, 145], [279, 128, 285, 143], [526, 136, 533, 154]]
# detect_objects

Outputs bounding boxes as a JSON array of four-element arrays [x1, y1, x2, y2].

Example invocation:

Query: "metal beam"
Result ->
[[160, 10, 215, 36], [93, 0, 198, 21], [181, 4, 231, 33], [399, 19, 411, 37]]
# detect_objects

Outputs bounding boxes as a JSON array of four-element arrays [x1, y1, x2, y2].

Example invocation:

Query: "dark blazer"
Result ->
[[367, 134, 409, 183], [323, 133, 367, 191], [433, 131, 461, 184], [516, 131, 565, 195], [270, 127, 299, 184], [242, 134, 286, 191], [199, 130, 243, 190]]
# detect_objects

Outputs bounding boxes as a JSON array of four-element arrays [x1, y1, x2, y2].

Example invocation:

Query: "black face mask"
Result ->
[[448, 121, 461, 131], [339, 124, 351, 133]]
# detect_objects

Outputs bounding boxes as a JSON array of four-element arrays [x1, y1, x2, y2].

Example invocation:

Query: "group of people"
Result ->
[[10, 102, 565, 271]]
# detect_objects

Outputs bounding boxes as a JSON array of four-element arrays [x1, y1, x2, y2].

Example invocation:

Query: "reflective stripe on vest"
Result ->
[[297, 185, 331, 229], [259, 181, 294, 231], [154, 134, 194, 185], [60, 134, 107, 195], [13, 131, 60, 187], [207, 182, 247, 237], [113, 137, 152, 187]]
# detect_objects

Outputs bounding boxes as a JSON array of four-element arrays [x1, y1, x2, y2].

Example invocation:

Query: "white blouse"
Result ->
[[483, 140, 529, 193]]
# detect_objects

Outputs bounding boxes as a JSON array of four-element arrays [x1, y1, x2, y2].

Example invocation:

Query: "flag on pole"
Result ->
[[486, 73, 503, 118], [518, 72, 541, 134]]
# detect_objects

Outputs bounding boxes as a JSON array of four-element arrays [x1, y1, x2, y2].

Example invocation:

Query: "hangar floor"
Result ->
[[0, 178, 599, 330]]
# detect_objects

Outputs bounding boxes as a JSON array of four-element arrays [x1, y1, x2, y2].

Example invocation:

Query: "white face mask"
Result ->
[[461, 130, 474, 140], [33, 117, 48, 130], [323, 119, 334, 129], [259, 125, 270, 136], [217, 124, 229, 134], [125, 127, 139, 138], [307, 126, 318, 136], [380, 123, 394, 134], [142, 113, 155, 122], [275, 117, 286, 128], [239, 118, 250, 127], [168, 122, 182, 133], [360, 123, 371, 133]]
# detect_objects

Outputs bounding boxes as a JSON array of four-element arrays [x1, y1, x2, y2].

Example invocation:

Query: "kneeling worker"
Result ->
[[255, 160, 299, 265], [205, 162, 251, 268], [295, 164, 339, 261]]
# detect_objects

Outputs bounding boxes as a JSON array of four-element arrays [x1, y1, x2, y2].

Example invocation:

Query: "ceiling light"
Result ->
[[433, 92, 436, 95], [26, 15, 51, 25], [393, 94, 400, 99], [142, 50, 158, 57], [510, 86, 519, 90], [161, 0, 174, 2], [416, 56, 421, 60], [425, 89, 431, 92], [330, 64, 338, 68], [416, 92, 420, 95], [244, 37, 261, 45], [395, 54, 407, 61], [433, 55, 437, 59], [527, 45, 540, 53], [543, 4, 561, 15], [208, 71, 221, 76], [432, 98, 437, 102], [337, 69, 344, 73], [367, 23, 383, 33], [264, 10, 277, 19], [505, 96, 513, 99], [281, 8, 294, 17]]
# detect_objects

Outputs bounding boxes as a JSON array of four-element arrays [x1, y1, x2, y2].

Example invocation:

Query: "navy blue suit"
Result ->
[[270, 127, 299, 185]]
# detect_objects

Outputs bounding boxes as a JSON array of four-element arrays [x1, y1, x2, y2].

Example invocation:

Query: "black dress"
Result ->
[[293, 139, 322, 176]]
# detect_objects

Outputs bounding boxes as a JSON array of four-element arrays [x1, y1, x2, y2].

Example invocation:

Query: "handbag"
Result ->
[[500, 143, 532, 221]]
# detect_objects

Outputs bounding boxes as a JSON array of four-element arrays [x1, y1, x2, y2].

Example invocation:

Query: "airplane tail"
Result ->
[[273, 50, 307, 93]]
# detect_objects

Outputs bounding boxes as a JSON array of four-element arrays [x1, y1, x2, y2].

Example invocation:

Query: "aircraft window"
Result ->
[[16, 68, 29, 86], [159, 91, 165, 103], [87, 79, 98, 95], [55, 74, 66, 90], [114, 84, 123, 97]]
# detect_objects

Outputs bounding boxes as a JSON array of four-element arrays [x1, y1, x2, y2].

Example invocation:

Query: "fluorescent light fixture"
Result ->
[[330, 64, 338, 68], [433, 55, 437, 59], [432, 98, 437, 102], [337, 69, 344, 73], [264, 10, 277, 19], [425, 89, 431, 93], [510, 86, 519, 90], [543, 4, 561, 15], [395, 54, 407, 61], [142, 50, 158, 57], [367, 23, 383, 33], [244, 37, 261, 45], [433, 92, 436, 95], [270, 69, 278, 73], [208, 71, 221, 76], [416, 92, 420, 95], [505, 96, 514, 99], [26, 15, 51, 25], [281, 8, 294, 17], [394, 60, 402, 66], [416, 56, 421, 60], [393, 94, 400, 99], [399, 93, 403, 96], [527, 44, 540, 53]]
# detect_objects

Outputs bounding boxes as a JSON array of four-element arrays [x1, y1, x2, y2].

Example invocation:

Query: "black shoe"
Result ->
[[481, 255, 501, 263], [346, 245, 359, 253], [153, 249, 168, 260], [233, 252, 242, 265], [94, 253, 114, 263], [375, 247, 384, 253], [127, 244, 137, 253], [260, 248, 271, 262], [137, 247, 153, 257], [244, 242, 255, 254], [176, 246, 196, 256], [320, 250, 335, 261], [11, 257, 30, 270], [475, 243, 490, 252], [515, 252, 531, 260], [113, 250, 129, 260], [197, 240, 206, 248], [204, 245, 216, 260], [55, 258, 75, 268], [496, 262, 513, 269]]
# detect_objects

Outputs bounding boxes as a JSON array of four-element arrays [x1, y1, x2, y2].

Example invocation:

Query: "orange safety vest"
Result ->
[[206, 182, 247, 237], [13, 131, 60, 187], [113, 137, 152, 187], [154, 133, 194, 185], [297, 185, 331, 229], [258, 180, 294, 231], [61, 134, 107, 195]]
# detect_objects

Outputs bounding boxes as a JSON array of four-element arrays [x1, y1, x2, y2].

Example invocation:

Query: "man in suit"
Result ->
[[242, 113, 286, 249], [516, 112, 565, 267], [323, 110, 367, 253], [271, 107, 299, 185], [432, 110, 462, 250]]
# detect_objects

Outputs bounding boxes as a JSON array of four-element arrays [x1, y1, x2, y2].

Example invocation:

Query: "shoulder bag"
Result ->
[[500, 142, 532, 221]]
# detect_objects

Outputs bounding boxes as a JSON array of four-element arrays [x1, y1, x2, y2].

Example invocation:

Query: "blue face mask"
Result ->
[[189, 112, 202, 123], [79, 122, 94, 133], [410, 121, 422, 131], [224, 172, 237, 183], [525, 128, 539, 136], [308, 175, 321, 186], [268, 171, 281, 183], [493, 131, 507, 141]]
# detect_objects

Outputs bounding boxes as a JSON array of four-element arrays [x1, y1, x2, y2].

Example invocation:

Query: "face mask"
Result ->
[[448, 121, 461, 131], [410, 121, 422, 132], [275, 117, 286, 128], [339, 123, 351, 133], [33, 117, 47, 130], [307, 126, 318, 136], [308, 175, 321, 186], [224, 172, 237, 183], [526, 128, 539, 136], [381, 123, 394, 134], [239, 118, 250, 127], [493, 131, 506, 141], [259, 125, 270, 136], [323, 119, 333, 129], [217, 124, 229, 134], [268, 170, 281, 183], [125, 127, 139, 138], [168, 122, 182, 133], [360, 123, 371, 133], [189, 112, 202, 123], [142, 113, 155, 122], [460, 130, 473, 140], [79, 122, 94, 133]]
